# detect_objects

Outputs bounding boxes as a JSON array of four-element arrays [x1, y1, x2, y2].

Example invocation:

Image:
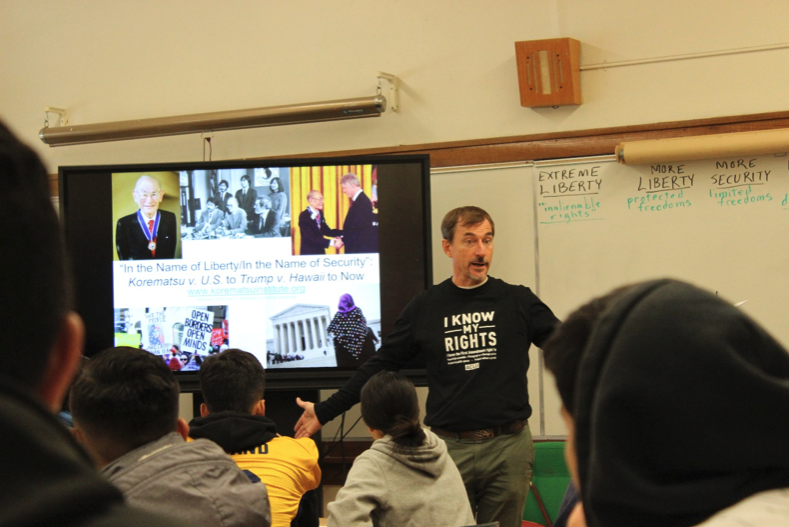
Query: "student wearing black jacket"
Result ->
[[543, 279, 789, 527], [0, 121, 183, 527]]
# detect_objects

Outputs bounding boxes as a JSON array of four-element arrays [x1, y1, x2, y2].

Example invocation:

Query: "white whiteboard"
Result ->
[[534, 153, 789, 433], [334, 153, 789, 439]]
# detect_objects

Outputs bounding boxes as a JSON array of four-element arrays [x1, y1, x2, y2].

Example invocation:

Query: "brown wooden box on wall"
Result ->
[[515, 38, 581, 108]]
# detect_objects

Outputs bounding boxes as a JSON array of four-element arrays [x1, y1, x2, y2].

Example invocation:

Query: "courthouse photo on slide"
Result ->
[[265, 283, 381, 369], [113, 172, 182, 261]]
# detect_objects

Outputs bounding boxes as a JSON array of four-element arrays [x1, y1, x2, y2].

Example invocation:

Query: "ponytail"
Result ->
[[361, 371, 425, 448]]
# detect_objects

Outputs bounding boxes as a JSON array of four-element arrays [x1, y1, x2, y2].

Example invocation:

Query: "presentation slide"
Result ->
[[111, 166, 382, 371]]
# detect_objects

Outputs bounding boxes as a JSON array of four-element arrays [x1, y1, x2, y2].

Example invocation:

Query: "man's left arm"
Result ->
[[519, 287, 561, 347]]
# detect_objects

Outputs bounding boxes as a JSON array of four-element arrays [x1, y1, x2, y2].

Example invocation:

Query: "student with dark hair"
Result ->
[[542, 279, 789, 527], [327, 371, 474, 527], [70, 347, 271, 527], [189, 349, 320, 527], [0, 121, 181, 526]]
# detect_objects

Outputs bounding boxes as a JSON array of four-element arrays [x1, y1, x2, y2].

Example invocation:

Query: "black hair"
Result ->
[[361, 371, 426, 448], [206, 196, 220, 207], [542, 285, 632, 416], [269, 176, 283, 193], [0, 121, 72, 388], [199, 349, 265, 414], [219, 179, 229, 189], [69, 347, 179, 452], [240, 175, 251, 184]]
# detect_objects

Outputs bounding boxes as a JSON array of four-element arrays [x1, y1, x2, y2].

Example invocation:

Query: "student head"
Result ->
[[206, 196, 220, 210], [0, 121, 84, 411], [269, 176, 282, 193], [440, 206, 495, 287], [542, 279, 789, 527], [340, 173, 361, 198], [218, 180, 229, 194], [133, 175, 164, 218], [240, 175, 251, 190], [199, 349, 266, 416], [70, 346, 186, 467], [541, 284, 631, 488], [361, 371, 425, 448]]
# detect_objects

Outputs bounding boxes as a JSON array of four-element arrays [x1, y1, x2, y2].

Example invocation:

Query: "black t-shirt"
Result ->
[[315, 277, 559, 431]]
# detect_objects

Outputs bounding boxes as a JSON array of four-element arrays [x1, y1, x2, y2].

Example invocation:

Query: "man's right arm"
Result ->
[[294, 294, 424, 438]]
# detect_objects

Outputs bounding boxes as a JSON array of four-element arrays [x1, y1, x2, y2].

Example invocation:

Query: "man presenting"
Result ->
[[338, 173, 377, 254], [116, 175, 178, 260], [295, 206, 559, 527], [298, 190, 343, 255]]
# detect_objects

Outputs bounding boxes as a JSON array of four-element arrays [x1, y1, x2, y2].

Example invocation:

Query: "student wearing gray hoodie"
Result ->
[[328, 371, 474, 527]]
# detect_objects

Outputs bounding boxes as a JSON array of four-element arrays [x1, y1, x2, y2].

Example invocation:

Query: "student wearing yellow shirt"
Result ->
[[190, 349, 321, 527]]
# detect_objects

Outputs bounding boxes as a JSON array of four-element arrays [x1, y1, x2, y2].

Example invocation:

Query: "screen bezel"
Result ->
[[59, 154, 431, 391]]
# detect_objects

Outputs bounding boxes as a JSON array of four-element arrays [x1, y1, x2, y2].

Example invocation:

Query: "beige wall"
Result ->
[[10, 0, 789, 439], [3, 1, 789, 173]]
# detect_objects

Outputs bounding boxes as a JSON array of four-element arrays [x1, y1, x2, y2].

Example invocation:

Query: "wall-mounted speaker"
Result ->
[[515, 38, 582, 108]]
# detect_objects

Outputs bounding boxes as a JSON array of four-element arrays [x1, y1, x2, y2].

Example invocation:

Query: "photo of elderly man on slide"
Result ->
[[115, 174, 180, 261]]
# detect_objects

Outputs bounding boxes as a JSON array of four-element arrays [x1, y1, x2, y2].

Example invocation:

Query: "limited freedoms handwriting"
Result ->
[[708, 158, 772, 207], [710, 185, 772, 207], [538, 166, 602, 197]]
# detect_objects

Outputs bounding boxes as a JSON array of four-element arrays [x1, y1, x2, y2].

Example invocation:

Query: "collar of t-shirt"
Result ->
[[456, 277, 488, 289]]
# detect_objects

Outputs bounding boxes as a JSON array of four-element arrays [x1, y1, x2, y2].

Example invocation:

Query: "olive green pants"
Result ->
[[441, 424, 534, 527]]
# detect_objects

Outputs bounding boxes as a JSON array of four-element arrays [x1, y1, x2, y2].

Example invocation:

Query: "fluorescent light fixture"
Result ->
[[39, 95, 387, 147]]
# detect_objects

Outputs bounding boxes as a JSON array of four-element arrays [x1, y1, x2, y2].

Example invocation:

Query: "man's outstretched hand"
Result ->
[[294, 397, 323, 438]]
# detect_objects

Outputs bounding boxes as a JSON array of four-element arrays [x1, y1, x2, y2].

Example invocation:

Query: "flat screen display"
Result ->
[[60, 155, 431, 390]]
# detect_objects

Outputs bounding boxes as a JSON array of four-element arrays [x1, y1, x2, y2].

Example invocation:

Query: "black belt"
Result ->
[[431, 420, 526, 441]]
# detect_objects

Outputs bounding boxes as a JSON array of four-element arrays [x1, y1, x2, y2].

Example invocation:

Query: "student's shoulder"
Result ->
[[269, 435, 319, 459]]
